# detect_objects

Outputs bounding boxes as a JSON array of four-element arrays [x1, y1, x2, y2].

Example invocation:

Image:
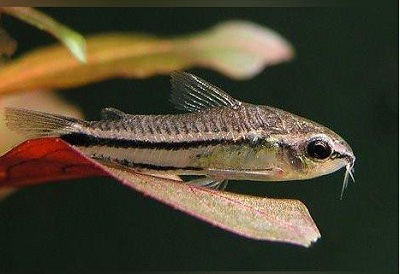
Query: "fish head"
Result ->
[[281, 133, 354, 178], [274, 113, 355, 191]]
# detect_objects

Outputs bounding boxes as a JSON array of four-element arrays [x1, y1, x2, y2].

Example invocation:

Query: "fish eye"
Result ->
[[306, 139, 332, 160]]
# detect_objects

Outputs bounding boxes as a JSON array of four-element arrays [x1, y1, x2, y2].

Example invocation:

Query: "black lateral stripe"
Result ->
[[61, 133, 248, 150], [120, 159, 202, 171], [95, 156, 202, 171]]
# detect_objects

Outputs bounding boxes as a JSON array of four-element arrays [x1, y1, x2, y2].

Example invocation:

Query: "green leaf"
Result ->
[[0, 20, 293, 95], [0, 7, 86, 63]]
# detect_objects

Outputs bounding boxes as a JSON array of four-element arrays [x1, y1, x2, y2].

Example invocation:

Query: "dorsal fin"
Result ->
[[101, 107, 126, 120], [170, 72, 241, 112]]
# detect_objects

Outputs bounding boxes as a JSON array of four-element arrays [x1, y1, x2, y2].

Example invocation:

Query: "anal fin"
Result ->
[[186, 176, 228, 190]]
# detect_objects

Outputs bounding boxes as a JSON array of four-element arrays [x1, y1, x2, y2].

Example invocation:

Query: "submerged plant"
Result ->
[[0, 8, 324, 247]]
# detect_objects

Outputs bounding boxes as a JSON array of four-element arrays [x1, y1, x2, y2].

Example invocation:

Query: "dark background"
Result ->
[[0, 8, 397, 271]]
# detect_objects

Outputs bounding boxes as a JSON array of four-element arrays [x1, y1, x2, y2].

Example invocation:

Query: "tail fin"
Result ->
[[5, 107, 85, 138]]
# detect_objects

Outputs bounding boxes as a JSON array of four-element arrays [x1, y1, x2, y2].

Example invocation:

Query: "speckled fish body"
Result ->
[[5, 72, 355, 193]]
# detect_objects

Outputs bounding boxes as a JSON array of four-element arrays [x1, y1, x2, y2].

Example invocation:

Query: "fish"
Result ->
[[5, 72, 355, 197]]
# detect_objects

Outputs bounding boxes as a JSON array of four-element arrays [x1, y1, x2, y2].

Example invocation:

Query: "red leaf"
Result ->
[[0, 138, 105, 187], [0, 137, 320, 247]]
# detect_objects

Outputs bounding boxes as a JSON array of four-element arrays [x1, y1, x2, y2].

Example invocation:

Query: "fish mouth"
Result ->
[[340, 153, 356, 199]]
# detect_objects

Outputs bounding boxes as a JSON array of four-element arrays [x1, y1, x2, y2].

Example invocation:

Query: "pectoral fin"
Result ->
[[206, 167, 283, 181]]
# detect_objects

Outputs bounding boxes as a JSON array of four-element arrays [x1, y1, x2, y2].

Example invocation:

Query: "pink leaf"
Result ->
[[0, 137, 320, 247]]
